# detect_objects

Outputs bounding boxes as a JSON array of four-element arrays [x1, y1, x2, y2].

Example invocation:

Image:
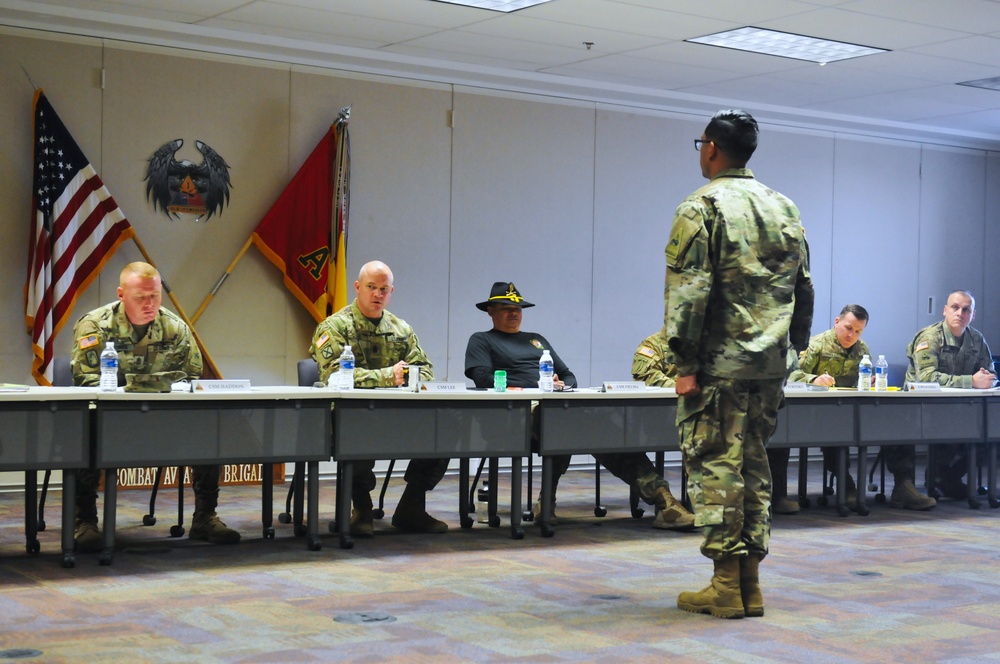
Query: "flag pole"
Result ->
[[129, 234, 224, 379], [191, 237, 253, 324]]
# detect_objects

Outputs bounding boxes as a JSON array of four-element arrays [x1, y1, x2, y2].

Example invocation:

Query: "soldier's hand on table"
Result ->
[[972, 368, 996, 389], [813, 374, 835, 387], [392, 361, 407, 386]]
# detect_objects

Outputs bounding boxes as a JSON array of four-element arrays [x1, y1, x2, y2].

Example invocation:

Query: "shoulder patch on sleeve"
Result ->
[[637, 346, 655, 358], [315, 331, 330, 348], [665, 209, 703, 267], [78, 334, 100, 350], [914, 341, 929, 353]]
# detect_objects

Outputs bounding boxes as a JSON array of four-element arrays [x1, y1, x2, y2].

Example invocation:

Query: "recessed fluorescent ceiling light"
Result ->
[[687, 27, 887, 64], [430, 0, 553, 12], [958, 76, 1000, 91]]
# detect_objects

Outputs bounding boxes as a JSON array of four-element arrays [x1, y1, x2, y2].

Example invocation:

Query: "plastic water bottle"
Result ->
[[538, 349, 554, 392], [338, 345, 355, 391], [99, 341, 118, 392], [874, 354, 888, 392], [858, 354, 872, 392]]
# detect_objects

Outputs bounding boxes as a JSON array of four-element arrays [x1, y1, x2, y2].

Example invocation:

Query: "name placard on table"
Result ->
[[784, 382, 829, 392], [419, 382, 467, 392], [602, 381, 647, 392], [905, 382, 942, 392], [190, 379, 252, 393]]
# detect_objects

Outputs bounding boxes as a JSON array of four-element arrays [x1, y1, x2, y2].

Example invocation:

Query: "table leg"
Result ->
[[459, 459, 472, 529], [338, 461, 354, 549], [293, 462, 306, 536], [307, 460, 321, 550], [540, 456, 553, 537], [61, 470, 77, 567], [988, 442, 998, 509], [967, 442, 981, 509], [836, 447, 849, 517], [510, 456, 523, 540], [855, 446, 869, 516], [796, 448, 808, 507], [100, 469, 117, 565], [24, 471, 39, 555], [262, 463, 274, 540], [488, 458, 500, 528]]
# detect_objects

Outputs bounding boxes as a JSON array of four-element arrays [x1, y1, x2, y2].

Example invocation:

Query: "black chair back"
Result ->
[[297, 359, 320, 387], [52, 355, 73, 387]]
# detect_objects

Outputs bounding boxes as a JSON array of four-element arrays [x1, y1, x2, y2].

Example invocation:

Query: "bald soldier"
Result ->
[[310, 260, 450, 536], [70, 261, 239, 552]]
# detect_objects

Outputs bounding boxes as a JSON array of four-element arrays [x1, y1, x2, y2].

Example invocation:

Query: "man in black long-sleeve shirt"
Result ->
[[464, 281, 695, 531]]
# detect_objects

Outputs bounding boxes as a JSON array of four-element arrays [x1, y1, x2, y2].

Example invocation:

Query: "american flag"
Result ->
[[24, 90, 134, 385]]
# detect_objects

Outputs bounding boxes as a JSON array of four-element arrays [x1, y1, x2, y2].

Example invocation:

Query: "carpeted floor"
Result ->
[[1, 461, 999, 663]]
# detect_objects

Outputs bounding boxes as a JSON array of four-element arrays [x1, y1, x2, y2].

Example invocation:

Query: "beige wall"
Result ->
[[2, 27, 998, 392]]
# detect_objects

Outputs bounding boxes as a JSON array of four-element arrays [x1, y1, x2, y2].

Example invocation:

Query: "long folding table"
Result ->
[[535, 387, 1000, 535], [0, 387, 90, 567], [93, 387, 331, 565], [331, 389, 534, 549]]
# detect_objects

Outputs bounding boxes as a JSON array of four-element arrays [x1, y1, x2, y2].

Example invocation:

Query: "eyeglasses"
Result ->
[[694, 138, 711, 151]]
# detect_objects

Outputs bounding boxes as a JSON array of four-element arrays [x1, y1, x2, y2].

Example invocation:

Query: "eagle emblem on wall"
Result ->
[[145, 138, 232, 221]]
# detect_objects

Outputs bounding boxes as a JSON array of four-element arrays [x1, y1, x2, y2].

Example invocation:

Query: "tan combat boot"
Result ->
[[391, 484, 448, 533], [677, 556, 745, 619], [190, 491, 241, 544], [74, 519, 102, 553], [350, 493, 375, 538], [74, 496, 102, 553], [652, 487, 697, 531], [889, 478, 936, 511], [532, 499, 558, 526], [740, 554, 764, 617]]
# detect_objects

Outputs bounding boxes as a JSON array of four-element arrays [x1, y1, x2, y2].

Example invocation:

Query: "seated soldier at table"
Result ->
[[465, 282, 695, 531], [310, 260, 449, 536], [70, 261, 240, 552], [906, 289, 997, 500]]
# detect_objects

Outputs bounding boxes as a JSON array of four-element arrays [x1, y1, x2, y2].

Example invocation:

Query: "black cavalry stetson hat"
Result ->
[[476, 282, 535, 311]]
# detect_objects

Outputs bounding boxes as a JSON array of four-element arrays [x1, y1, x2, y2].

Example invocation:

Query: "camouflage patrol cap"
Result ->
[[124, 371, 188, 393], [476, 282, 535, 311]]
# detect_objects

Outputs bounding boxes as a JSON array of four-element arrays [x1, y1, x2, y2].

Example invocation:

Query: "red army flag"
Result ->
[[250, 116, 350, 323]]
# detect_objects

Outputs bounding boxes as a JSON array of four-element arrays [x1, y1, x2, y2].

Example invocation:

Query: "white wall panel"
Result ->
[[831, 136, 921, 365]]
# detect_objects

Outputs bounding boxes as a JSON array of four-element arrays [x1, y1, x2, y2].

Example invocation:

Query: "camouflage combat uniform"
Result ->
[[310, 299, 448, 496], [905, 320, 994, 388], [632, 330, 677, 388], [665, 167, 813, 561], [905, 320, 996, 483], [70, 302, 218, 523], [796, 328, 874, 474]]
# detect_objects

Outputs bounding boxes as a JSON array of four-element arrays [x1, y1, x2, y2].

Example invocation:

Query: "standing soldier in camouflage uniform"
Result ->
[[666, 110, 814, 619], [310, 260, 449, 536], [905, 290, 997, 500], [70, 261, 240, 552]]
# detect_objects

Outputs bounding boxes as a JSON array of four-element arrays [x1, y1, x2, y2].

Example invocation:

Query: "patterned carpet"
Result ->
[[1, 461, 999, 663]]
